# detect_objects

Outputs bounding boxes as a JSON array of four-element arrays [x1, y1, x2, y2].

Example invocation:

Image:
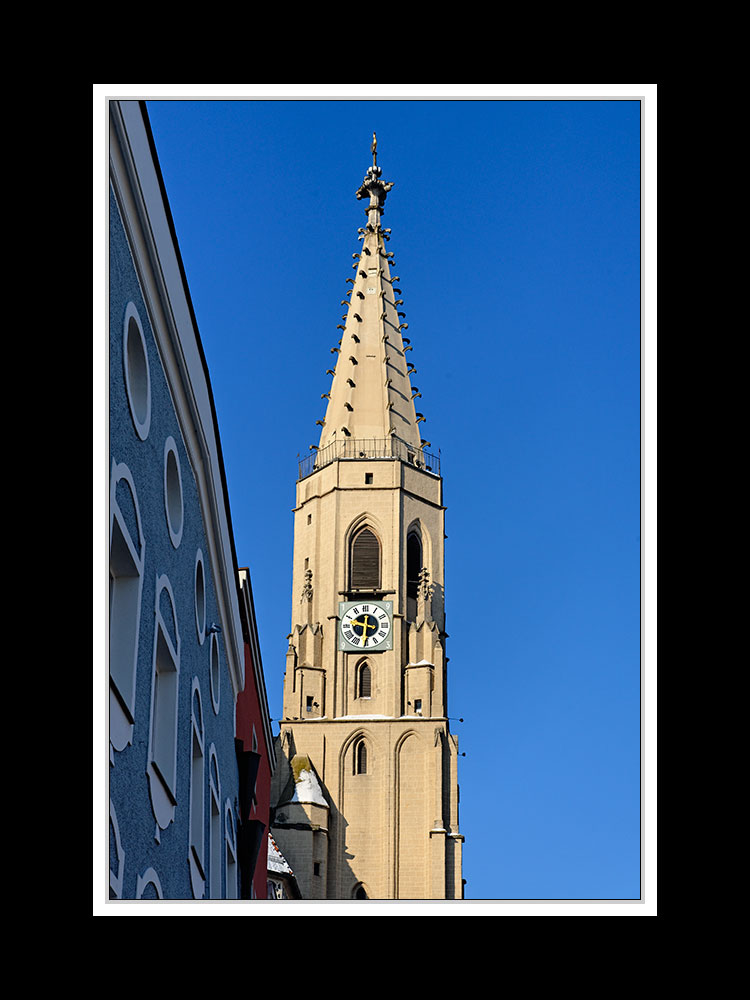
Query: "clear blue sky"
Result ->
[[116, 88, 651, 908]]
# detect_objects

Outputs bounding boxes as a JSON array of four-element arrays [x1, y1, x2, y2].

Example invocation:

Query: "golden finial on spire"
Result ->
[[356, 132, 392, 214]]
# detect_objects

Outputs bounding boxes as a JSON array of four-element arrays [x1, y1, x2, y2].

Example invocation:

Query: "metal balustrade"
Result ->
[[298, 437, 440, 481]]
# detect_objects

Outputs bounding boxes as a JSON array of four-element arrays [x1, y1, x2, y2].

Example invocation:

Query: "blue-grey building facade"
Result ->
[[109, 100, 256, 900]]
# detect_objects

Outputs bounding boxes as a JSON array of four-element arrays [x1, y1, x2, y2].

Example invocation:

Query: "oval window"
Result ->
[[123, 303, 151, 440], [164, 437, 183, 548]]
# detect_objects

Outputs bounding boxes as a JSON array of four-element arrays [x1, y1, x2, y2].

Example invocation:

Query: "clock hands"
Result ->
[[354, 615, 377, 637], [349, 613, 379, 646]]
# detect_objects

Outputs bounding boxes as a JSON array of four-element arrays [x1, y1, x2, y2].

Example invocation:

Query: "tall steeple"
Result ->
[[315, 133, 427, 460], [272, 136, 462, 900]]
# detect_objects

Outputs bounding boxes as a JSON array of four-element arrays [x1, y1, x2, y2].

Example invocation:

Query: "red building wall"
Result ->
[[235, 572, 275, 900]]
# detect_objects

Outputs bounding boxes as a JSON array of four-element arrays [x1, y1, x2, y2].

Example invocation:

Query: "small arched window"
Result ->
[[350, 527, 380, 591], [355, 739, 368, 775], [358, 662, 372, 699]]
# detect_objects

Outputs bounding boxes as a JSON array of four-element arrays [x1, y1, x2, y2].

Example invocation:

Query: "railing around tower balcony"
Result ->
[[297, 437, 440, 481]]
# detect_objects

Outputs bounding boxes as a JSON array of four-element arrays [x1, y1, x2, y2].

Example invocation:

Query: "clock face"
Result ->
[[339, 601, 393, 651]]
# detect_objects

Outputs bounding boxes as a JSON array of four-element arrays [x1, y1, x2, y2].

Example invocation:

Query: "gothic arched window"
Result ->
[[354, 739, 368, 775], [358, 662, 372, 699], [350, 527, 381, 591]]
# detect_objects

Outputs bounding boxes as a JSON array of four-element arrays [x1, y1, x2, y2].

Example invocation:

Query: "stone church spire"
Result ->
[[316, 135, 426, 458], [273, 136, 462, 900]]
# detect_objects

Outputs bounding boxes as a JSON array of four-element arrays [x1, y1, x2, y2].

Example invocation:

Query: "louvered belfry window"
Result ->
[[359, 663, 372, 699], [350, 528, 380, 591]]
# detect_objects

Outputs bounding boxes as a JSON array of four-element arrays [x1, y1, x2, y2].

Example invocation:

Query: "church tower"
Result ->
[[269, 136, 463, 900]]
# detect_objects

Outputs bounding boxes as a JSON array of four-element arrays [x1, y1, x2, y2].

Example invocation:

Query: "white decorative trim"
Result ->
[[135, 867, 163, 899], [209, 630, 221, 715], [163, 436, 184, 549], [109, 800, 124, 899], [147, 574, 181, 831], [208, 746, 222, 899], [109, 459, 145, 752], [123, 301, 152, 441], [194, 548, 206, 644], [188, 679, 206, 899], [224, 800, 238, 899]]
